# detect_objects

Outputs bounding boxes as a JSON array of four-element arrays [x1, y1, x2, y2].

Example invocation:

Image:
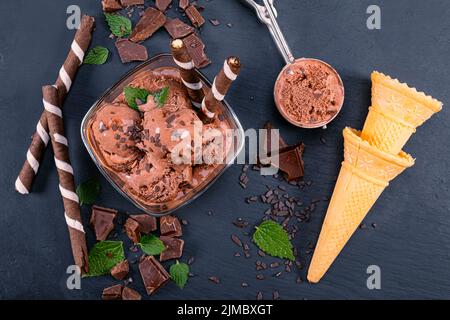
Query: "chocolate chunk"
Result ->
[[102, 0, 123, 12], [277, 144, 305, 181], [139, 256, 170, 295], [159, 236, 184, 262], [156, 0, 172, 12], [131, 214, 157, 234], [124, 218, 141, 243], [130, 7, 166, 43], [209, 19, 220, 26], [182, 34, 211, 68], [160, 215, 183, 237], [121, 287, 142, 300], [185, 5, 205, 28], [111, 260, 129, 280], [120, 0, 144, 6], [164, 18, 195, 39], [115, 39, 148, 63], [179, 0, 189, 10], [90, 206, 118, 241], [102, 284, 123, 300]]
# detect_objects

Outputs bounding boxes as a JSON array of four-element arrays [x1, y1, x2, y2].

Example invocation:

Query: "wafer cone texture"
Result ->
[[307, 128, 414, 283], [361, 72, 443, 154]]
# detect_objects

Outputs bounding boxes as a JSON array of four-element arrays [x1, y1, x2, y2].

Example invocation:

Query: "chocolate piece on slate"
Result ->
[[179, 0, 189, 10], [121, 287, 142, 300], [111, 260, 129, 280], [160, 215, 183, 237], [277, 144, 305, 181], [90, 206, 118, 241], [131, 214, 157, 234], [115, 39, 148, 63], [139, 256, 170, 295], [102, 284, 123, 300], [164, 18, 195, 39], [120, 0, 144, 6], [156, 0, 172, 12], [159, 236, 184, 262], [130, 7, 166, 43], [182, 34, 211, 68], [102, 0, 123, 12], [124, 218, 141, 243], [185, 5, 205, 28]]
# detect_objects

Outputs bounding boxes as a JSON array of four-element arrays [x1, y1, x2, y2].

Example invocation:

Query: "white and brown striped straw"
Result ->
[[43, 85, 89, 273], [15, 15, 95, 195], [171, 39, 204, 109], [201, 56, 241, 118]]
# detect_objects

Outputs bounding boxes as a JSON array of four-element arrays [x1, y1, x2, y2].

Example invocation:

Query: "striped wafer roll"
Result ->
[[171, 39, 204, 109], [202, 56, 241, 118], [15, 15, 95, 195], [43, 85, 89, 273]]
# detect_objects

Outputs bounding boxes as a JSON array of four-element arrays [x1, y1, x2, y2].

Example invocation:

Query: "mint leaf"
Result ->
[[76, 178, 101, 206], [104, 13, 132, 37], [170, 261, 189, 289], [84, 46, 109, 65], [253, 220, 295, 261], [153, 86, 169, 107], [124, 86, 149, 111], [138, 234, 166, 256], [87, 241, 125, 277]]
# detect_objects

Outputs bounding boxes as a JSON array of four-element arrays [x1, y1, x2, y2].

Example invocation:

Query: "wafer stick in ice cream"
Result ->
[[201, 56, 241, 119], [15, 15, 95, 195], [171, 39, 204, 109], [43, 85, 89, 273]]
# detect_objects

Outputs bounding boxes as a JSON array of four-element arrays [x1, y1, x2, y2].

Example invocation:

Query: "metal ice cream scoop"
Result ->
[[240, 0, 345, 129]]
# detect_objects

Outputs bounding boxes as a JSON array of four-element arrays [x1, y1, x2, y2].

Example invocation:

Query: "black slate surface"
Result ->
[[1, 0, 449, 300]]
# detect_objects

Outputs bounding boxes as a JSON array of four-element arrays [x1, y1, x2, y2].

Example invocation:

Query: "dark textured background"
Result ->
[[0, 0, 449, 300]]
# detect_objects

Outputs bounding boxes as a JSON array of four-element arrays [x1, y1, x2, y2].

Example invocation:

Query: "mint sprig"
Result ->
[[170, 261, 189, 289], [124, 86, 170, 111], [84, 46, 109, 65], [104, 13, 132, 38], [87, 241, 125, 277], [153, 86, 169, 107], [76, 178, 101, 206], [138, 234, 166, 256], [253, 220, 295, 261]]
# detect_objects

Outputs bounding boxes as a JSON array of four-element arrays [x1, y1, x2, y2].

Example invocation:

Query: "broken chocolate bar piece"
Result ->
[[164, 18, 194, 39], [160, 215, 183, 237], [156, 0, 172, 12], [131, 214, 157, 234], [102, 0, 123, 12], [90, 206, 118, 241], [120, 0, 144, 6], [111, 260, 129, 280], [130, 7, 166, 43], [182, 33, 211, 68], [160, 236, 184, 262], [139, 256, 170, 295], [102, 284, 123, 300], [185, 5, 205, 28], [179, 0, 189, 10], [277, 144, 305, 181], [124, 218, 141, 243], [122, 287, 141, 300], [115, 39, 148, 63]]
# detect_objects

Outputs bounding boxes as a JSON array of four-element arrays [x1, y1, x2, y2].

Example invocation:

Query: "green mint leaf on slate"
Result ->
[[170, 261, 189, 289], [138, 234, 166, 256], [104, 13, 132, 38], [84, 46, 109, 65], [153, 86, 169, 107], [87, 241, 125, 277], [253, 220, 295, 261], [76, 178, 101, 206], [124, 86, 149, 111]]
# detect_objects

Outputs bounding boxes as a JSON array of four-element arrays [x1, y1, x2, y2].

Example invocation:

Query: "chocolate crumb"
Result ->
[[208, 276, 220, 284]]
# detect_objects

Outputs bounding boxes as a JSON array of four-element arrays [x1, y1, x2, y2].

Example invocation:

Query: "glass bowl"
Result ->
[[81, 54, 245, 216]]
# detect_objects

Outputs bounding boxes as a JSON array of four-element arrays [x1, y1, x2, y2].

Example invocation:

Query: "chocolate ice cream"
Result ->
[[274, 59, 344, 127]]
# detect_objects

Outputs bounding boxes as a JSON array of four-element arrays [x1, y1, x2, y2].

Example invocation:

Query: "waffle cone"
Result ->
[[307, 128, 414, 283], [363, 72, 443, 153]]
